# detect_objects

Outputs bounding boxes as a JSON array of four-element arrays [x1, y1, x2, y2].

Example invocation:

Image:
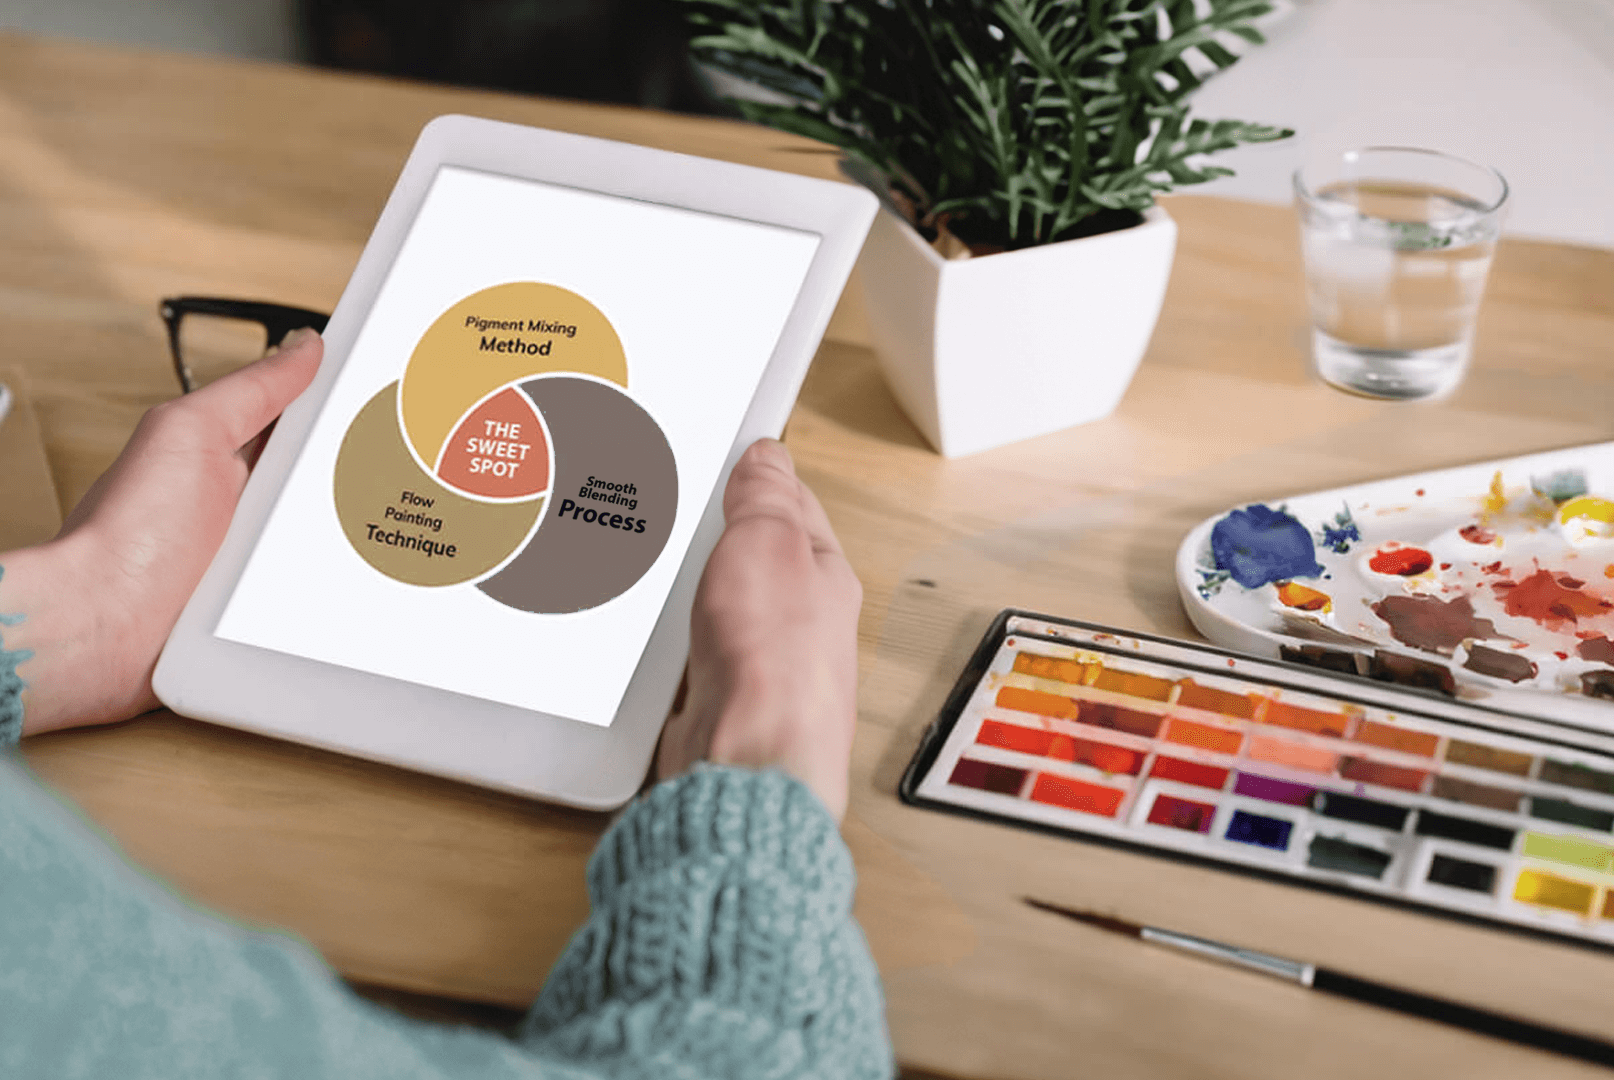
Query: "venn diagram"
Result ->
[[333, 282, 677, 613]]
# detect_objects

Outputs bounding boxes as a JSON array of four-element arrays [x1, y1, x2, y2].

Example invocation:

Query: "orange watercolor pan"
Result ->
[[1164, 717, 1243, 755], [1174, 680, 1259, 719], [1090, 666, 1175, 702], [1261, 699, 1350, 738], [1028, 772, 1125, 818], [995, 685, 1078, 720], [1011, 651, 1097, 687]]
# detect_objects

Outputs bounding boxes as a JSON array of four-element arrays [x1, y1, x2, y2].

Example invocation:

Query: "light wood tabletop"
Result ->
[[5, 30, 1614, 1080]]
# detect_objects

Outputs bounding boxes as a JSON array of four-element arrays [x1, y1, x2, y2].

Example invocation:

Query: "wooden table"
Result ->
[[5, 31, 1614, 1080]]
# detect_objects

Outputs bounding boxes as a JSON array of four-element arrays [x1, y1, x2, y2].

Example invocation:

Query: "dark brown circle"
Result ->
[[476, 376, 677, 613]]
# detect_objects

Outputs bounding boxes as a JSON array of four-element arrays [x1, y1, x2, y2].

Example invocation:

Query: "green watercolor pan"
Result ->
[[901, 610, 1614, 947]]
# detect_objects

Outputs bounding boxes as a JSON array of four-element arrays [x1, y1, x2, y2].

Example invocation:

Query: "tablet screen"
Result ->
[[215, 165, 821, 726]]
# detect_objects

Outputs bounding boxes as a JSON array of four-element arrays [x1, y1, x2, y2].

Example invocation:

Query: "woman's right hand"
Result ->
[[655, 439, 863, 820]]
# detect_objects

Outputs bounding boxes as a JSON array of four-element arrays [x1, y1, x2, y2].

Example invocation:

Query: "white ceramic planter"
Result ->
[[859, 205, 1177, 457]]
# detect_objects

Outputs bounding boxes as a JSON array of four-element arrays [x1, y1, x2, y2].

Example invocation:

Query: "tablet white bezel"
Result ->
[[153, 115, 876, 809]]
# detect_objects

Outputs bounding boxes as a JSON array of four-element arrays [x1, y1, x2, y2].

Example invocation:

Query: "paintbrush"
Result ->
[[1024, 897, 1614, 1067]]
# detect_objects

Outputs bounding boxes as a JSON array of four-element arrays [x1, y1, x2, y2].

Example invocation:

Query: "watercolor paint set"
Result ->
[[1177, 440, 1614, 724], [901, 611, 1614, 946]]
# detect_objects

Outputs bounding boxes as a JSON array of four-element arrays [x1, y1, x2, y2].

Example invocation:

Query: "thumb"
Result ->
[[188, 328, 324, 448]]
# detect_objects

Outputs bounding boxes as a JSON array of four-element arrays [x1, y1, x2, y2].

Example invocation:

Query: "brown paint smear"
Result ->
[[1585, 670, 1614, 701], [1576, 636, 1614, 664], [1463, 644, 1537, 683], [1371, 594, 1501, 655]]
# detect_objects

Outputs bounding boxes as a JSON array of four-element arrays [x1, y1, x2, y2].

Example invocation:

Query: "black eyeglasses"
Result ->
[[161, 296, 330, 394]]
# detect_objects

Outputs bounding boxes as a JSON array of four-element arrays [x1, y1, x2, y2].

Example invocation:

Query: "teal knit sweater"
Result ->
[[0, 659, 891, 1078]]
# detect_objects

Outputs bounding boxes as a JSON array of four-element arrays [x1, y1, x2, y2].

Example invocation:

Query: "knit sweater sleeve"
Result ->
[[0, 640, 891, 1080], [522, 765, 891, 1078], [0, 602, 28, 745]]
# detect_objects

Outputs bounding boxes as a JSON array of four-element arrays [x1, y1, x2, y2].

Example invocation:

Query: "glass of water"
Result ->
[[1295, 147, 1508, 400]]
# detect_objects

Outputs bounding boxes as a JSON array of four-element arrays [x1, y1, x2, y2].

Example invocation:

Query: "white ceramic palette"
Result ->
[[1176, 441, 1614, 728]]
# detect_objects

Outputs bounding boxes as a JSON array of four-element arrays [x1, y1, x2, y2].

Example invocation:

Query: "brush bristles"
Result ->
[[1023, 898, 1145, 938]]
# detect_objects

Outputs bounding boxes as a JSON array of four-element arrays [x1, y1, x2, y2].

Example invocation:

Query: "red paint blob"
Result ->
[[1459, 524, 1497, 544], [1370, 546, 1434, 576], [1416, 488, 1426, 497], [1494, 568, 1614, 628], [1440, 563, 1452, 571]]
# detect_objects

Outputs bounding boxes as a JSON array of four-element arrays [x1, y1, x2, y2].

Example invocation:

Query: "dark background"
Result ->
[[299, 0, 721, 113]]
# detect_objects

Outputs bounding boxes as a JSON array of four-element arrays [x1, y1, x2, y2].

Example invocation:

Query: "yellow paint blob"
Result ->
[[1483, 470, 1508, 516], [1560, 496, 1614, 525]]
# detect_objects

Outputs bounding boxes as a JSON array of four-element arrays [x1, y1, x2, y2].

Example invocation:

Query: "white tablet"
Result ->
[[154, 115, 876, 809]]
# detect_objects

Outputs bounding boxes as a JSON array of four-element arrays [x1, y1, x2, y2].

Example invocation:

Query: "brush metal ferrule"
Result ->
[[1140, 927, 1316, 986]]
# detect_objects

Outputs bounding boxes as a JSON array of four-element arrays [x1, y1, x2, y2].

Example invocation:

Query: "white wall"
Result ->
[[1194, 0, 1614, 248]]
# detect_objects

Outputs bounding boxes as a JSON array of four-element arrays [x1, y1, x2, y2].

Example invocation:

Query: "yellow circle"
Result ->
[[399, 282, 628, 468]]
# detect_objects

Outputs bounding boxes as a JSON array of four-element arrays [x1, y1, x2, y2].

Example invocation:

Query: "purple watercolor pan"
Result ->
[[1233, 773, 1315, 807]]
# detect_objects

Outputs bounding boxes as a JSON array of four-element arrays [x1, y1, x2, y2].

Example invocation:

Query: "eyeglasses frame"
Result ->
[[160, 296, 331, 394]]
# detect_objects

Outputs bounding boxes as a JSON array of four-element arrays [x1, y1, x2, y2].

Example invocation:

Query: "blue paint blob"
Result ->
[[1210, 504, 1325, 589], [1317, 503, 1361, 554]]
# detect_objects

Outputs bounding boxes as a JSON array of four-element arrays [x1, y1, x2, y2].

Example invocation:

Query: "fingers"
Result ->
[[722, 439, 806, 528], [727, 439, 847, 561], [188, 328, 323, 449]]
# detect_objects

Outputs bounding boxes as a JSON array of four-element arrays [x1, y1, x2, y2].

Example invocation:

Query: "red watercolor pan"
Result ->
[[904, 610, 1614, 951]]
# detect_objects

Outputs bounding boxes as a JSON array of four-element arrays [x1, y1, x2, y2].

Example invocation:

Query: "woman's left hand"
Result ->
[[0, 329, 322, 736]]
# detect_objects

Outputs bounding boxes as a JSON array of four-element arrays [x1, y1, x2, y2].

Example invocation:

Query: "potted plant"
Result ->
[[679, 0, 1291, 456]]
